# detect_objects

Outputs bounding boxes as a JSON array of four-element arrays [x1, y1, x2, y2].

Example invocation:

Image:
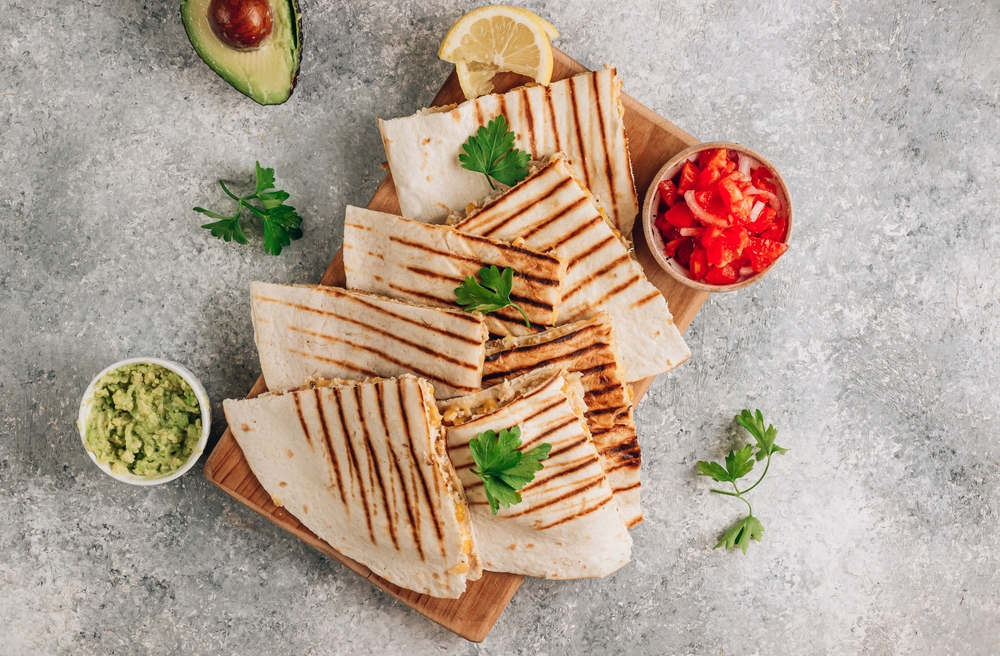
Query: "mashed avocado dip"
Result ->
[[83, 363, 202, 476]]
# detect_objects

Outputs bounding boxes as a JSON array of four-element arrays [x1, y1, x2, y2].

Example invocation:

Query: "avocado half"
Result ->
[[181, 0, 302, 106]]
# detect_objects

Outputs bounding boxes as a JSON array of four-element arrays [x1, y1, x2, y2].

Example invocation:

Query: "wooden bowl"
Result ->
[[641, 141, 793, 293]]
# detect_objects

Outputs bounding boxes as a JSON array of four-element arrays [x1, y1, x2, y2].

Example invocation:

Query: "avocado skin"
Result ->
[[181, 0, 302, 106]]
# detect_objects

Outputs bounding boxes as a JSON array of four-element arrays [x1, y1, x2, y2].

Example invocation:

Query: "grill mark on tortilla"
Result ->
[[545, 85, 561, 152], [255, 292, 482, 345], [568, 78, 592, 192], [613, 481, 641, 492], [397, 382, 447, 557], [313, 388, 346, 503], [376, 385, 424, 561], [335, 387, 375, 546], [472, 174, 573, 237], [586, 406, 622, 420], [585, 383, 628, 401], [520, 197, 591, 243], [483, 342, 606, 383], [473, 99, 485, 126], [591, 71, 616, 221], [522, 88, 537, 154], [354, 386, 398, 551], [287, 349, 379, 378], [485, 322, 602, 361], [562, 255, 634, 299], [386, 234, 563, 277], [519, 416, 581, 452], [631, 290, 663, 308], [292, 393, 312, 448], [603, 460, 642, 476], [534, 498, 608, 530], [291, 324, 479, 380], [504, 473, 607, 518], [498, 95, 508, 128], [564, 232, 618, 271], [539, 435, 589, 460], [520, 454, 600, 492], [387, 285, 450, 307]]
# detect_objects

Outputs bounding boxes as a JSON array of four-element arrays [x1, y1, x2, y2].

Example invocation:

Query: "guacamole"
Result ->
[[83, 363, 202, 477]]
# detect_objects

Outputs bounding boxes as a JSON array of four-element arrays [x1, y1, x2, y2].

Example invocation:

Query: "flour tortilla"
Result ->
[[250, 281, 487, 399], [439, 368, 632, 579], [378, 67, 639, 235], [455, 155, 690, 381], [224, 375, 481, 599], [482, 315, 643, 528], [342, 205, 566, 336]]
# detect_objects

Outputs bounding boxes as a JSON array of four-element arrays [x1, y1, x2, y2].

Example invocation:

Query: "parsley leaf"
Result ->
[[696, 409, 788, 554], [194, 162, 304, 256], [455, 265, 531, 327], [469, 426, 551, 515], [459, 114, 532, 190], [715, 514, 765, 554]]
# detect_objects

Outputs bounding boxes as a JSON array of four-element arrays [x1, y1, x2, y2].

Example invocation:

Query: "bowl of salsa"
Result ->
[[78, 358, 211, 485], [641, 142, 793, 292]]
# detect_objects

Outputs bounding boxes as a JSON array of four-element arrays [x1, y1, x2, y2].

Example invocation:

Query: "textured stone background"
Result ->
[[2, 0, 999, 653]]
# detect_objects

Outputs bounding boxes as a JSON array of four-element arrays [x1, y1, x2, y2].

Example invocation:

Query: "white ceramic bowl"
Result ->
[[641, 141, 794, 293], [78, 357, 211, 486]]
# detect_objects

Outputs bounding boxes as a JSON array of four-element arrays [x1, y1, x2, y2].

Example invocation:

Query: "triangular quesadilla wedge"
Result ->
[[343, 205, 566, 336], [439, 367, 632, 579], [378, 67, 638, 234], [250, 281, 487, 399], [482, 315, 643, 528], [224, 375, 481, 599], [455, 155, 690, 381]]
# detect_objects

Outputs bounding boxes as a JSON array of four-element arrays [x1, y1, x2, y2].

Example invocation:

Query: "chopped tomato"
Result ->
[[751, 167, 777, 194], [689, 246, 709, 281], [663, 237, 686, 258], [661, 201, 697, 228], [704, 264, 740, 286], [695, 149, 730, 190], [658, 179, 679, 208], [745, 205, 775, 233], [701, 225, 724, 247], [746, 238, 788, 273], [761, 216, 788, 242], [674, 238, 694, 268], [705, 226, 749, 268], [677, 161, 700, 193]]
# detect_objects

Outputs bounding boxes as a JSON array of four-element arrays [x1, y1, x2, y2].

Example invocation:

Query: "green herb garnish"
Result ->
[[696, 409, 788, 554], [195, 162, 303, 256], [455, 265, 531, 327], [459, 114, 532, 190], [470, 426, 551, 515]]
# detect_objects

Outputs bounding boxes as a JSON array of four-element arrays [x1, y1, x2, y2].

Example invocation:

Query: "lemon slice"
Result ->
[[440, 6, 556, 100]]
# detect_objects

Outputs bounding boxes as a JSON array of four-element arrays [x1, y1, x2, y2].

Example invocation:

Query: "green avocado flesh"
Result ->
[[83, 363, 203, 477], [181, 0, 302, 106]]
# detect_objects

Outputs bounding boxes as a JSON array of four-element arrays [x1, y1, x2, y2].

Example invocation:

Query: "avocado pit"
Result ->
[[208, 0, 273, 50]]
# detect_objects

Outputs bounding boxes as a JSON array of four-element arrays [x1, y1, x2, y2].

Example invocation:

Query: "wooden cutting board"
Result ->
[[202, 48, 707, 643]]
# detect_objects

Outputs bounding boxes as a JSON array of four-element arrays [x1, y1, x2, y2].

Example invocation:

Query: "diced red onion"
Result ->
[[739, 266, 754, 277], [683, 190, 728, 227], [749, 201, 765, 222], [679, 227, 703, 237], [738, 154, 755, 177]]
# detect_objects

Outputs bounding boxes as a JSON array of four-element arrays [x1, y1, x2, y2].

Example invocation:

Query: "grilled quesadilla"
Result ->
[[482, 315, 643, 528], [224, 375, 481, 599], [250, 281, 487, 399], [455, 155, 690, 381], [439, 367, 632, 579], [379, 67, 639, 235], [342, 205, 566, 336]]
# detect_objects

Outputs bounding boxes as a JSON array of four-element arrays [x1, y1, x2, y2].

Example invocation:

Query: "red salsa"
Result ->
[[654, 148, 788, 286]]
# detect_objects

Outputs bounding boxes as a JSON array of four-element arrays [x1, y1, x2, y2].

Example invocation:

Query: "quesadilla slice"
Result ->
[[224, 375, 481, 599], [379, 67, 638, 234], [439, 367, 632, 579], [455, 155, 690, 381], [250, 281, 487, 399], [482, 315, 643, 528], [343, 205, 566, 336]]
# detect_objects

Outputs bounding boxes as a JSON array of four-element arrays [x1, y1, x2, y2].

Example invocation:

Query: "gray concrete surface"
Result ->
[[2, 0, 999, 653]]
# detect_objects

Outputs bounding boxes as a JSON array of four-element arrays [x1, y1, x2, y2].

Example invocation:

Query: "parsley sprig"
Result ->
[[459, 114, 532, 190], [195, 162, 304, 256], [455, 265, 531, 327], [469, 426, 551, 515], [697, 410, 788, 554]]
